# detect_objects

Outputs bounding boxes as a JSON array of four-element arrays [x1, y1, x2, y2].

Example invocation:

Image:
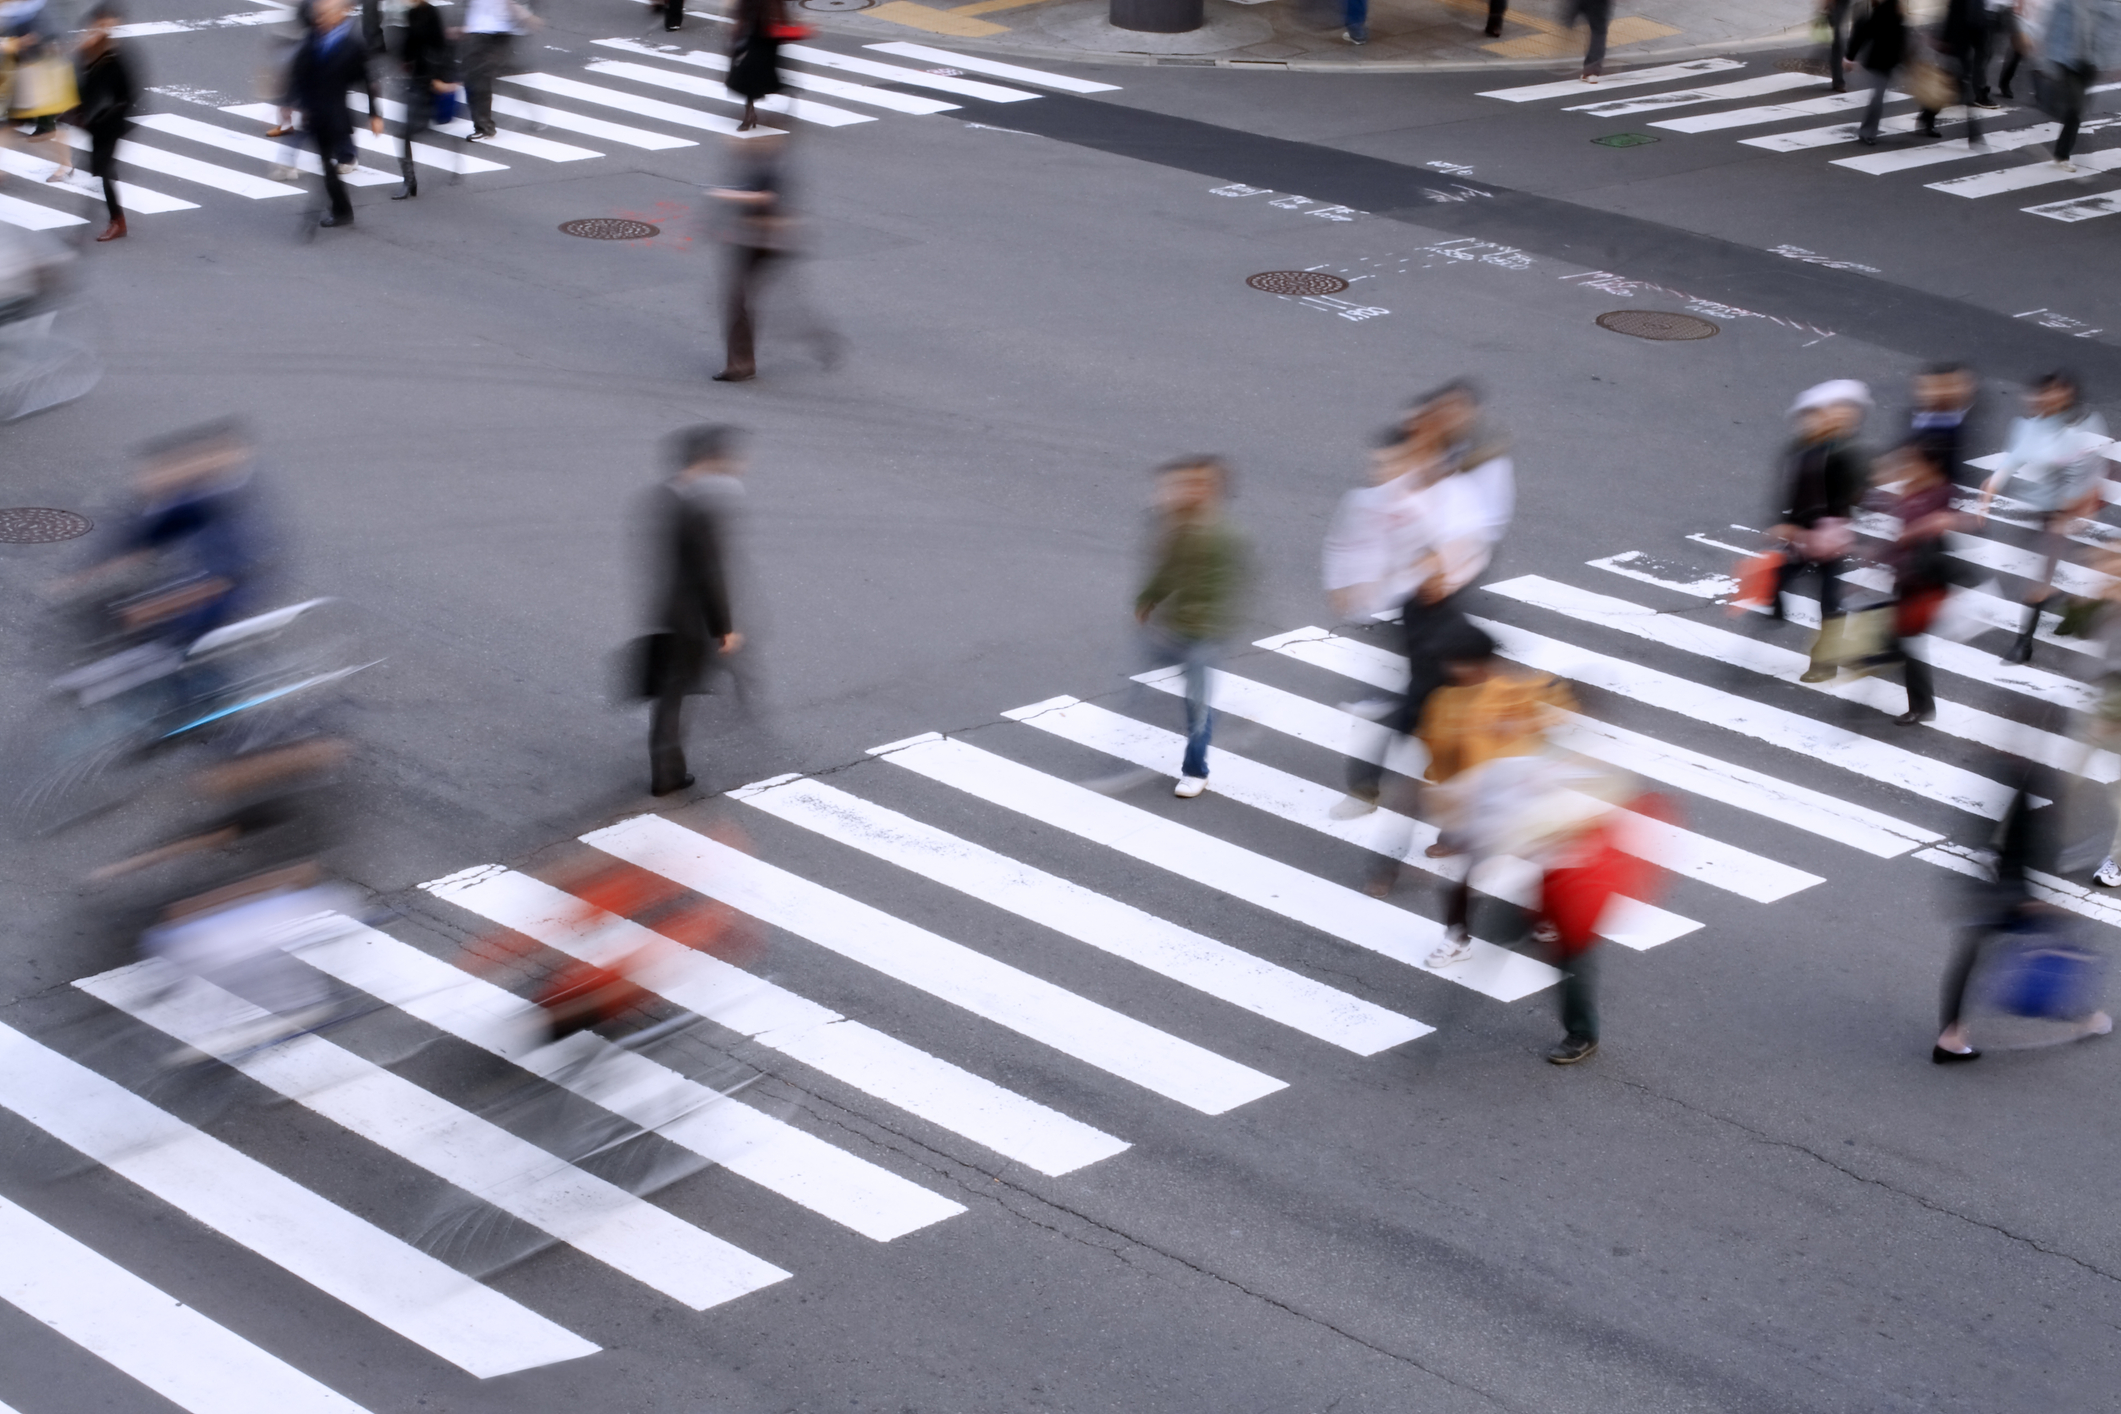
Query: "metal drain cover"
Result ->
[[558, 217, 660, 240], [802, 0, 875, 10], [0, 508, 92, 543], [1775, 57, 1830, 74], [1597, 309, 1720, 341], [1247, 270, 1350, 297]]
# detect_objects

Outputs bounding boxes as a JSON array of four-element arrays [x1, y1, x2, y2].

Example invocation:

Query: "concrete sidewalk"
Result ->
[[791, 0, 1811, 73]]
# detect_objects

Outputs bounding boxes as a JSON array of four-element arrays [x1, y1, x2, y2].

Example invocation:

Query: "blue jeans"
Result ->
[[1137, 629, 1216, 779], [1343, 0, 1366, 38]]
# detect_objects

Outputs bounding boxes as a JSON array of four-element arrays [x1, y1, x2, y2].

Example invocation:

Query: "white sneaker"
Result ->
[[2086, 1011, 2114, 1036], [1173, 775, 1207, 799], [1425, 937, 1475, 968], [269, 164, 299, 180], [335, 161, 358, 175], [1328, 793, 1378, 820], [2095, 857, 2121, 888]]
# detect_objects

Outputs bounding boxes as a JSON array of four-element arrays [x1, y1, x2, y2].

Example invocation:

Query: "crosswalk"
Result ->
[[0, 35, 1109, 231], [13, 480, 2120, 1405], [1482, 60, 2121, 225]]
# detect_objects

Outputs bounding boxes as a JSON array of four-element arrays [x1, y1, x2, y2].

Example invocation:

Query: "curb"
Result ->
[[792, 12, 1812, 73]]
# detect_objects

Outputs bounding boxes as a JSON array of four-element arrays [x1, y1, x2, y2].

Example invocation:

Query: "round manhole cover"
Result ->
[[1775, 57, 1829, 74], [1247, 270, 1350, 297], [558, 218, 660, 240], [0, 508, 92, 543], [1597, 309, 1720, 341], [801, 0, 875, 10]]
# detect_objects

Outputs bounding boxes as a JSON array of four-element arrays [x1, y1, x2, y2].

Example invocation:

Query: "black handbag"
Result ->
[[617, 632, 675, 701]]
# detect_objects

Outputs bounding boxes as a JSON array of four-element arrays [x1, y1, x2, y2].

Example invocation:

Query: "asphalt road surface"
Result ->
[[2, 10, 2118, 1413]]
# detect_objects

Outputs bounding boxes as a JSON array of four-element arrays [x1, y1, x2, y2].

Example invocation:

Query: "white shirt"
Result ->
[[461, 0, 524, 34], [1991, 410, 2111, 511], [1320, 466, 1492, 615]]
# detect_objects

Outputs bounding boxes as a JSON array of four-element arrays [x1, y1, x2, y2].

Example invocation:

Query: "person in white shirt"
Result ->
[[1332, 382, 1515, 818], [1976, 370, 2110, 663], [452, 0, 534, 139]]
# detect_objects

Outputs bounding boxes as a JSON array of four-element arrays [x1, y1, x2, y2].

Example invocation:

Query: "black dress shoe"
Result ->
[[650, 773, 695, 797], [1931, 1045, 1980, 1064], [1546, 1036, 1598, 1065], [1483, 21, 1501, 35], [711, 367, 755, 382], [1893, 709, 1932, 726], [318, 212, 352, 227]]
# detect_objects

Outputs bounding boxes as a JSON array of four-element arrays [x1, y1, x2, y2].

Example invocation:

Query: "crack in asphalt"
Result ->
[[1605, 1073, 2121, 1286]]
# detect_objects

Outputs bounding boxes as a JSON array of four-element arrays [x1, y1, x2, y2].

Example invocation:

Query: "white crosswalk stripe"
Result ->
[[504, 71, 784, 137], [583, 814, 1289, 1115], [1650, 87, 1887, 132], [594, 38, 959, 114], [0, 143, 201, 210], [870, 732, 1565, 1001], [132, 112, 396, 186], [0, 1023, 598, 1377], [1931, 143, 2121, 197], [220, 104, 510, 174], [2027, 188, 2121, 221], [1833, 119, 2052, 174], [0, 190, 91, 229], [77, 963, 792, 1311], [1477, 57, 1744, 101], [423, 863, 1131, 1176], [359, 95, 603, 161], [0, 1194, 371, 1414], [732, 772, 1431, 1052], [1562, 72, 1816, 118], [488, 92, 696, 148], [61, 128, 304, 197], [585, 59, 877, 127], [862, 41, 1118, 94]]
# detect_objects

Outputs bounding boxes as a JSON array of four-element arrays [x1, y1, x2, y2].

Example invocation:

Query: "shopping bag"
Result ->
[[1981, 924, 2104, 1022], [432, 85, 460, 126], [1730, 549, 1784, 614], [1810, 607, 1891, 671], [1905, 56, 1956, 111], [9, 55, 79, 119], [1894, 585, 1947, 637]]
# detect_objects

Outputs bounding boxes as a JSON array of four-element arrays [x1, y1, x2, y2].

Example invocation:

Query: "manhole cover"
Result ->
[[0, 508, 92, 543], [558, 217, 660, 240], [1775, 57, 1830, 74], [1597, 309, 1720, 341], [800, 0, 874, 10], [1247, 270, 1350, 297], [1590, 132, 1659, 148]]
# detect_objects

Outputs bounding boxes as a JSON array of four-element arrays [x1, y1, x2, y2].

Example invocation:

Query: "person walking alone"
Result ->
[[726, 0, 790, 132], [644, 426, 744, 798], [1563, 0, 1612, 81], [1850, 0, 1914, 143], [1768, 381, 1871, 679], [455, 0, 533, 142], [389, 0, 454, 200], [1135, 457, 1248, 800], [73, 3, 136, 243], [290, 0, 381, 228]]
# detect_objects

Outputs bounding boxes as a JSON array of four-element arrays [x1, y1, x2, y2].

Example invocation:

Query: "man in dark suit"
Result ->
[[646, 426, 744, 797], [290, 0, 380, 227]]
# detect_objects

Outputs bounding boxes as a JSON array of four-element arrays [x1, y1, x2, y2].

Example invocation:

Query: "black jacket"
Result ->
[[396, 2, 454, 85], [1777, 437, 1867, 528], [290, 20, 374, 130], [649, 477, 738, 692], [1848, 0, 1909, 73], [76, 42, 136, 135]]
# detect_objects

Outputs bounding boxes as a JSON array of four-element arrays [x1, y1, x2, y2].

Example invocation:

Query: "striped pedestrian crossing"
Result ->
[[1479, 56, 2121, 227]]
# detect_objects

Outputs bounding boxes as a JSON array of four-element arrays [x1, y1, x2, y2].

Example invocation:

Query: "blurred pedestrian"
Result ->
[[1483, 0, 1505, 37], [2069, 552, 2121, 886], [727, 0, 789, 132], [1820, 0, 1854, 91], [1976, 371, 2109, 663], [456, 0, 533, 141], [1850, 0, 1913, 143], [1342, 0, 1366, 45], [643, 425, 744, 797], [1135, 456, 1248, 800], [2035, 0, 2120, 171], [389, 0, 455, 200], [1903, 361, 1982, 484], [290, 0, 382, 228], [1413, 626, 1576, 966], [3, 0, 76, 175], [73, 2, 137, 243], [1769, 380, 1870, 680], [1563, 0, 1611, 80], [1860, 442, 1964, 725], [709, 135, 785, 383], [1931, 0, 1989, 144], [1979, 0, 2023, 101], [1336, 383, 1513, 816]]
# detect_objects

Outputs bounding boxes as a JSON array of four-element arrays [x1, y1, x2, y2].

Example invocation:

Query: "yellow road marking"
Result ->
[[866, 0, 1009, 35]]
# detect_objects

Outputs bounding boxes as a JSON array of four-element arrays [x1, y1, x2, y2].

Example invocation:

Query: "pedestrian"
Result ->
[[1903, 361, 1982, 485], [1932, 0, 1990, 144], [2069, 552, 2121, 887], [1860, 442, 1964, 725], [1979, 0, 2024, 101], [3, 0, 76, 176], [1976, 371, 2109, 664], [73, 2, 136, 244], [726, 0, 789, 132], [1819, 0, 1854, 91], [2035, 0, 2118, 170], [1135, 456, 1248, 800], [1563, 0, 1611, 80], [643, 425, 744, 798], [709, 135, 787, 383], [1335, 386, 1510, 816], [1412, 625, 1576, 967], [1768, 380, 1870, 680], [455, 0, 533, 141], [1849, 0, 1913, 143], [289, 0, 381, 228], [1342, 0, 1367, 45], [1483, 0, 1505, 37], [389, 0, 455, 200]]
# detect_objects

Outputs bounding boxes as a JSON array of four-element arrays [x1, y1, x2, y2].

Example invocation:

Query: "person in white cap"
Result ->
[[1770, 381, 1873, 682]]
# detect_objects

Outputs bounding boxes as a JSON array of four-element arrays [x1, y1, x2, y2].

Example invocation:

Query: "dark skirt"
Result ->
[[726, 35, 783, 98]]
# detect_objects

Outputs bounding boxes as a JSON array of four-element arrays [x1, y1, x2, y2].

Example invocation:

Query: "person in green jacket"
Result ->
[[1135, 456, 1249, 799]]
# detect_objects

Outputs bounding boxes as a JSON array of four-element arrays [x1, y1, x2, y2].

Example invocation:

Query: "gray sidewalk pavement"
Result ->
[[789, 0, 1811, 72]]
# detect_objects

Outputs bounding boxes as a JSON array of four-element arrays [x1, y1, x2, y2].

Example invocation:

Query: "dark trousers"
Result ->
[[1486, 0, 1506, 30], [1858, 66, 1893, 139], [664, 0, 685, 25], [399, 77, 432, 169], [1347, 590, 1471, 800], [721, 243, 779, 375], [1558, 946, 1597, 1041], [1922, 42, 1984, 141], [1881, 630, 1935, 716], [1564, 0, 1609, 72], [1824, 0, 1852, 87], [1990, 12, 2022, 96], [310, 122, 352, 218], [650, 682, 690, 791], [1773, 553, 1843, 621], [2053, 63, 2093, 161], [463, 32, 511, 132], [88, 124, 122, 221]]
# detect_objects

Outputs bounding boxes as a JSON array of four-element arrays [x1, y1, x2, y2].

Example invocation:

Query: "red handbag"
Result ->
[[1895, 586, 1947, 637]]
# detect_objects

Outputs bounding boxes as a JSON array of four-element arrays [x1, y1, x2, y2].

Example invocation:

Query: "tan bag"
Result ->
[[1809, 608, 1892, 676], [1905, 56, 1956, 111], [10, 54, 79, 119]]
